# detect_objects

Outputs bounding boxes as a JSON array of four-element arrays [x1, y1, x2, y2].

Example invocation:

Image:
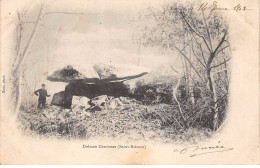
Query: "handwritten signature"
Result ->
[[173, 141, 233, 157], [198, 1, 250, 12]]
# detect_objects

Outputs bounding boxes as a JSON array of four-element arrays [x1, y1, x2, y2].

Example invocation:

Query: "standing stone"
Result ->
[[51, 91, 65, 106]]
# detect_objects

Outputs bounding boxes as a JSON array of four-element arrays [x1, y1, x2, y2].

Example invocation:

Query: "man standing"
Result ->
[[34, 84, 51, 109]]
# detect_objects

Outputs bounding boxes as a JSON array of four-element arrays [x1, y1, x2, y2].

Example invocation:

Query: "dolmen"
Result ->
[[47, 64, 150, 109]]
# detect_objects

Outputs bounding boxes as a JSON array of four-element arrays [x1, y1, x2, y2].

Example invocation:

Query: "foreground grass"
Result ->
[[17, 100, 212, 144]]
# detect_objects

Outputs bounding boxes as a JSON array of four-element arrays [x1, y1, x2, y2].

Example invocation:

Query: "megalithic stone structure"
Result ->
[[47, 64, 150, 108]]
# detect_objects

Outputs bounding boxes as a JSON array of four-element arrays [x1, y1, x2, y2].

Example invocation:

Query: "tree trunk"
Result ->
[[11, 64, 23, 115], [188, 42, 195, 105], [172, 74, 189, 128], [11, 73, 20, 110], [207, 67, 218, 130], [11, 5, 43, 113]]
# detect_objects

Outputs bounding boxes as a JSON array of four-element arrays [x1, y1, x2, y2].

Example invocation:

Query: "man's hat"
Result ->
[[42, 84, 46, 86]]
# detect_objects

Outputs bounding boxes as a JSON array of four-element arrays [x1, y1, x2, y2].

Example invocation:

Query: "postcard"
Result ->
[[0, 0, 259, 164]]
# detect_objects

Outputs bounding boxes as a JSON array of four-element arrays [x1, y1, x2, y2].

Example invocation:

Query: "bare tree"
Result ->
[[11, 5, 44, 113], [137, 2, 231, 130]]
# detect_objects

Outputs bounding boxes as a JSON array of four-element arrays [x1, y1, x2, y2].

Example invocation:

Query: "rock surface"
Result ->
[[87, 96, 129, 111], [60, 81, 132, 108], [51, 91, 65, 106], [89, 95, 109, 106], [47, 63, 150, 83], [71, 96, 91, 110], [51, 91, 132, 112], [49, 65, 178, 108]]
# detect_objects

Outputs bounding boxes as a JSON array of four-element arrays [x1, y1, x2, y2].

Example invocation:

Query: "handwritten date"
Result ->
[[198, 1, 248, 12]]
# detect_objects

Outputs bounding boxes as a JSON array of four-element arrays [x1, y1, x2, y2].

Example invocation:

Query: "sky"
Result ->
[[17, 1, 179, 94]]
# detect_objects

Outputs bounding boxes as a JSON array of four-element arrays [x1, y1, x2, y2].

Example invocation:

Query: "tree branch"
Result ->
[[213, 31, 227, 54], [180, 12, 212, 52], [213, 93, 228, 106], [201, 10, 213, 51], [206, 31, 227, 68], [212, 67, 229, 74], [210, 58, 231, 70], [190, 33, 208, 66], [15, 12, 22, 61], [13, 5, 43, 72], [216, 45, 229, 55], [169, 42, 189, 73], [172, 43, 205, 82], [191, 38, 207, 68], [172, 74, 188, 128]]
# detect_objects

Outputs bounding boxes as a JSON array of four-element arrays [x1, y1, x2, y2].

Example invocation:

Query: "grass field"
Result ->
[[17, 98, 212, 144]]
